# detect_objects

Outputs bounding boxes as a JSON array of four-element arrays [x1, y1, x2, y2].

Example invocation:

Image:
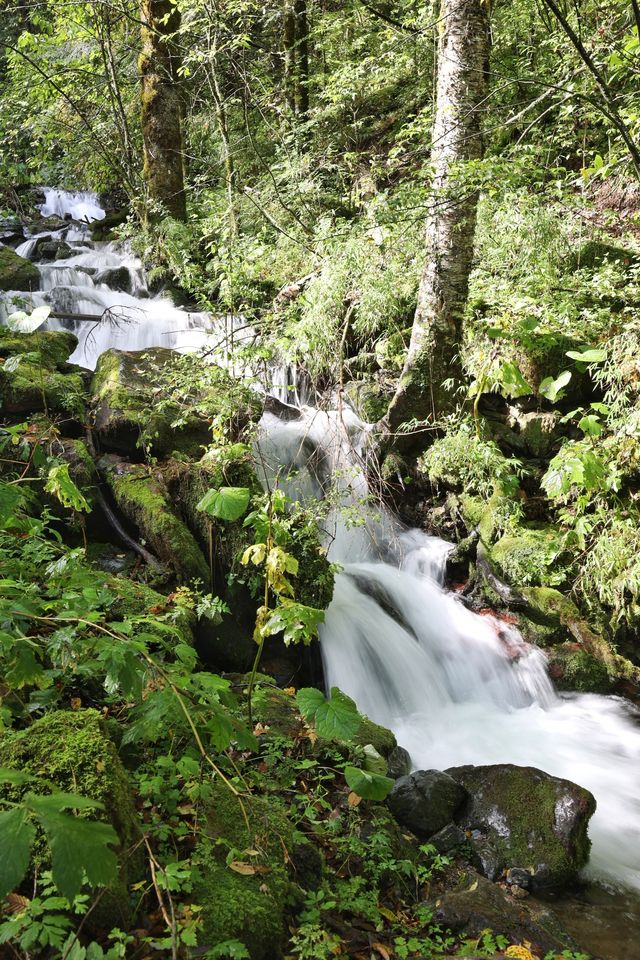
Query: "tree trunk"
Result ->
[[139, 0, 187, 221], [385, 0, 490, 439], [294, 0, 309, 118], [283, 0, 297, 112]]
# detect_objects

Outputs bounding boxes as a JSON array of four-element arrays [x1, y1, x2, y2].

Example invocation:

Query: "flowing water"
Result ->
[[3, 190, 640, 949]]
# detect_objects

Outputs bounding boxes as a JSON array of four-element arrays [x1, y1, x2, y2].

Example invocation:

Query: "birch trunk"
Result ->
[[139, 0, 187, 221], [386, 0, 490, 436]]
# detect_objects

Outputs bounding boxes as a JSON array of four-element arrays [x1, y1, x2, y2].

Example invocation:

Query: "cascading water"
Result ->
[[3, 190, 640, 906], [255, 404, 640, 898]]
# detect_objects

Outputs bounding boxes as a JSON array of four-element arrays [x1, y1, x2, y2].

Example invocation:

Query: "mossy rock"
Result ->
[[91, 348, 262, 459], [0, 710, 142, 925], [548, 646, 612, 694], [490, 525, 569, 588], [521, 586, 640, 685], [169, 451, 334, 670], [0, 244, 40, 291], [446, 763, 596, 892], [344, 380, 393, 422], [106, 574, 195, 648], [90, 208, 128, 241], [0, 361, 87, 417], [193, 783, 314, 960], [103, 457, 210, 585], [0, 327, 78, 368], [569, 239, 640, 271]]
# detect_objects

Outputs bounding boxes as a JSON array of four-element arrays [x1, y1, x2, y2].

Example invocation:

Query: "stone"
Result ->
[[429, 822, 466, 854], [0, 328, 86, 416], [0, 243, 40, 291], [490, 524, 569, 589], [103, 456, 209, 585], [90, 347, 262, 458], [387, 770, 468, 838], [95, 265, 132, 293], [0, 710, 143, 930], [387, 745, 412, 779], [446, 763, 596, 891], [38, 239, 72, 261], [433, 870, 582, 956]]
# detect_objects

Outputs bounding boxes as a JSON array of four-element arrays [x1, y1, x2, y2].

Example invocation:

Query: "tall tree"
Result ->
[[385, 0, 490, 438], [139, 0, 186, 220]]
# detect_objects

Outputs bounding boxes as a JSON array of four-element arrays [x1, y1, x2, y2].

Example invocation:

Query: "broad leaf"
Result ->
[[499, 361, 532, 398], [44, 464, 91, 513], [296, 686, 361, 740], [344, 765, 394, 801], [539, 369, 571, 403], [566, 348, 606, 363], [0, 806, 36, 898], [30, 802, 118, 899], [7, 305, 51, 333], [197, 487, 250, 521]]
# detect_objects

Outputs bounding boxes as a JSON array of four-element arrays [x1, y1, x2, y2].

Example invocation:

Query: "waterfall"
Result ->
[[3, 189, 640, 895], [256, 405, 640, 895]]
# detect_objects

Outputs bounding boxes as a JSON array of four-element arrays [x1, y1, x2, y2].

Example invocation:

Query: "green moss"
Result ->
[[0, 361, 86, 417], [105, 462, 210, 585], [0, 327, 78, 368], [0, 244, 40, 291], [344, 380, 392, 422], [353, 715, 397, 758], [0, 710, 142, 920], [106, 575, 195, 647], [193, 783, 300, 960], [551, 649, 612, 694], [490, 525, 569, 588]]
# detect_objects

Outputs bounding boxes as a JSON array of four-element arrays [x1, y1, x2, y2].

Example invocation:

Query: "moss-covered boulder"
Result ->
[[446, 763, 596, 892], [102, 456, 210, 585], [90, 348, 262, 458], [0, 244, 40, 291], [0, 710, 142, 924], [344, 379, 393, 423], [193, 783, 314, 960], [548, 645, 612, 693], [0, 328, 86, 416], [490, 524, 569, 588], [169, 449, 334, 671], [106, 574, 195, 648]]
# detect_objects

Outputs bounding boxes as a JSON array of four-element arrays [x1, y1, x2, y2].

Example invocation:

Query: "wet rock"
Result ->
[[90, 207, 128, 241], [0, 216, 24, 246], [95, 265, 132, 293], [387, 745, 412, 779], [38, 239, 72, 261], [548, 645, 612, 693], [102, 456, 210, 585], [429, 822, 467, 854], [433, 870, 582, 955], [446, 763, 596, 891], [506, 866, 532, 890], [387, 770, 468, 838], [0, 328, 85, 416], [91, 347, 261, 458], [489, 524, 569, 589], [0, 243, 40, 291]]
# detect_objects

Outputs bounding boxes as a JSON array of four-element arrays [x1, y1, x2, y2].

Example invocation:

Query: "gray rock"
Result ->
[[429, 822, 466, 854], [433, 870, 582, 956], [446, 763, 596, 892], [387, 745, 411, 780], [387, 769, 467, 838], [95, 266, 132, 293]]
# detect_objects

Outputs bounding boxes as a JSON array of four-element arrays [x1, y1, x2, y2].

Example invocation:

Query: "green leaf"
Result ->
[[499, 361, 532, 398], [344, 765, 394, 801], [30, 803, 118, 899], [362, 744, 387, 776], [0, 806, 36, 897], [44, 464, 91, 513], [578, 414, 602, 437], [539, 369, 571, 403], [296, 686, 361, 740], [0, 768, 38, 786], [196, 487, 251, 521], [566, 348, 607, 363]]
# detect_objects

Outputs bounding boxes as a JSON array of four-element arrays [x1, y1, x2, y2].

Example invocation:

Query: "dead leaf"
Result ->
[[284, 687, 296, 696], [5, 894, 29, 915], [229, 860, 271, 876], [70, 697, 82, 710], [377, 906, 398, 923], [372, 944, 391, 960], [348, 791, 362, 807]]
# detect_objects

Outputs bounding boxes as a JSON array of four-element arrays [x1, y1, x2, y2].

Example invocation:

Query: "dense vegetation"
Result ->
[[2, 0, 640, 958]]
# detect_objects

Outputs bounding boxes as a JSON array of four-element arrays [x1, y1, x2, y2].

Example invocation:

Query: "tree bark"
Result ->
[[385, 0, 490, 439], [294, 0, 309, 118], [139, 0, 187, 221], [283, 0, 297, 112]]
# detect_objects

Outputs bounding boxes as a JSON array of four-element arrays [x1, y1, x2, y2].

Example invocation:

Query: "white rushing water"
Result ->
[[255, 404, 640, 895], [3, 189, 640, 893]]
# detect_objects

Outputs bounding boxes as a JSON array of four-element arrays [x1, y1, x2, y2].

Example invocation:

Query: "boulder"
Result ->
[[193, 782, 316, 960], [445, 763, 596, 891], [0, 710, 143, 929], [489, 524, 569, 589], [102, 456, 210, 586], [0, 328, 86, 416], [37, 239, 72, 261], [90, 347, 261, 458], [0, 243, 40, 291], [95, 265, 132, 293], [387, 745, 412, 779], [386, 770, 468, 838], [433, 870, 583, 956]]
